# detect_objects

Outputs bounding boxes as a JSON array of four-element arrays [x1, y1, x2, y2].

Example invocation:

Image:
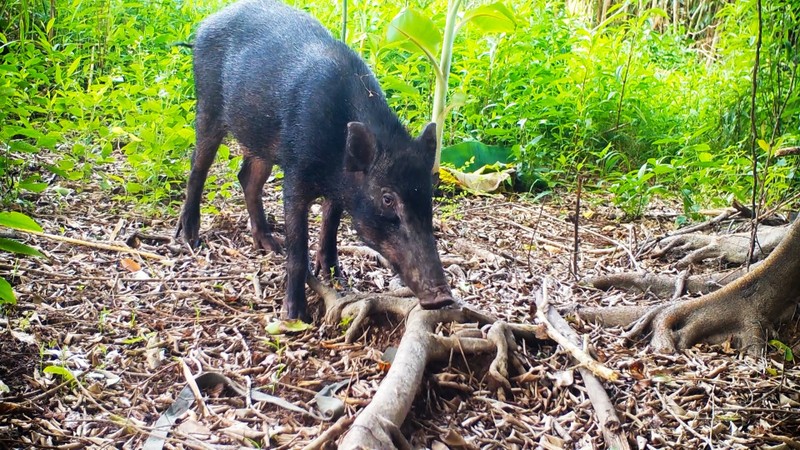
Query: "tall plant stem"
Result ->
[[747, 0, 762, 269], [615, 32, 635, 130], [341, 0, 347, 43], [431, 0, 463, 174]]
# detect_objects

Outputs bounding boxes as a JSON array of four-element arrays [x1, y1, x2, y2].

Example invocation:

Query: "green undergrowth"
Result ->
[[0, 0, 797, 219]]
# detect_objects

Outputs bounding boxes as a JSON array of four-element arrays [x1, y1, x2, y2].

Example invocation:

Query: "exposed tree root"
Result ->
[[580, 220, 800, 353], [588, 263, 757, 298], [305, 275, 622, 448], [653, 224, 786, 267]]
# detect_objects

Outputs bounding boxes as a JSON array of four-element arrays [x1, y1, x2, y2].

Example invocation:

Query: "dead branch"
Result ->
[[16, 229, 168, 261], [537, 289, 630, 450], [535, 282, 619, 382]]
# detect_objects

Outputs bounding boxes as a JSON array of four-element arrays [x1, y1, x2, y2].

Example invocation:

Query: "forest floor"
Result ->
[[1, 169, 799, 449]]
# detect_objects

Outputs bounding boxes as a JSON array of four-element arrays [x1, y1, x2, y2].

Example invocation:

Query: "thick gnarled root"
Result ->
[[654, 226, 786, 267], [584, 220, 800, 353], [581, 269, 799, 354], [587, 268, 749, 298]]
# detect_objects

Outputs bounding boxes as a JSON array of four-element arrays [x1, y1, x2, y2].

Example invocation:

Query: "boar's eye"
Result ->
[[382, 193, 395, 208]]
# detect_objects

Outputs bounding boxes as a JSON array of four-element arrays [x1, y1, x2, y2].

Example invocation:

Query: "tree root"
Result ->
[[306, 274, 623, 448], [653, 225, 786, 267], [588, 263, 757, 298], [580, 220, 800, 353]]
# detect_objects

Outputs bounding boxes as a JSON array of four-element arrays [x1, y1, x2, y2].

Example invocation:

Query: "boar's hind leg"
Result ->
[[177, 109, 225, 248], [238, 149, 282, 253], [314, 199, 344, 281]]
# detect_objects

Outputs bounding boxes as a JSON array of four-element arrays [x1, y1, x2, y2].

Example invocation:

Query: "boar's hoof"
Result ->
[[253, 232, 284, 254]]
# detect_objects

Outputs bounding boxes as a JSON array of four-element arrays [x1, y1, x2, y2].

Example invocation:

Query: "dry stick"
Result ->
[[746, 0, 763, 269], [19, 229, 167, 261], [534, 281, 619, 382], [662, 209, 736, 238], [498, 217, 626, 256], [301, 415, 355, 450], [572, 174, 582, 280], [759, 190, 800, 221], [0, 263, 246, 282], [179, 359, 209, 418], [535, 281, 629, 449]]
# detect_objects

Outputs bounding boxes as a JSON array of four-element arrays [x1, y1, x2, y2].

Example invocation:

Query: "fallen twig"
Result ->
[[301, 415, 355, 450], [18, 229, 168, 261], [535, 281, 619, 382], [534, 280, 629, 449]]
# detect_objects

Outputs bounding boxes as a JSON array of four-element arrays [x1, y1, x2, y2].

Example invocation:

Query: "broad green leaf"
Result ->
[[769, 339, 794, 362], [19, 181, 48, 193], [461, 3, 516, 33], [266, 319, 313, 335], [636, 163, 648, 179], [441, 141, 512, 170], [698, 152, 714, 163], [757, 139, 770, 152], [0, 278, 15, 305], [380, 75, 420, 96], [125, 182, 143, 194], [0, 212, 42, 232], [652, 165, 675, 175], [386, 8, 442, 62], [66, 57, 82, 77], [9, 140, 39, 154], [43, 365, 77, 384], [0, 238, 44, 257]]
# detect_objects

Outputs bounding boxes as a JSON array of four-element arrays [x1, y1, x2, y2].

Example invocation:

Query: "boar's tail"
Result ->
[[171, 41, 194, 49]]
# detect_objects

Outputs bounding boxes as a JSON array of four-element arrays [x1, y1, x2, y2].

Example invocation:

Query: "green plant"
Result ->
[[0, 211, 43, 304], [384, 0, 516, 173]]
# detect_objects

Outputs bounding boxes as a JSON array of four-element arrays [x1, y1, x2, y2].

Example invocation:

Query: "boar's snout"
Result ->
[[418, 284, 455, 310]]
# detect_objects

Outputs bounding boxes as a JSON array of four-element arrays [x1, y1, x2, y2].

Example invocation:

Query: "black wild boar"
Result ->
[[177, 0, 454, 321]]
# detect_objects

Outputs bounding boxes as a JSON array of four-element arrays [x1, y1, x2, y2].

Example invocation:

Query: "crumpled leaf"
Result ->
[[546, 369, 574, 388], [314, 380, 349, 420], [11, 330, 37, 345], [441, 165, 515, 193], [441, 428, 472, 448], [120, 258, 141, 272]]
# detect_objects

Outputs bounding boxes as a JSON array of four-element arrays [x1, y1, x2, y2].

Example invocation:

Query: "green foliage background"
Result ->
[[1, 0, 798, 218]]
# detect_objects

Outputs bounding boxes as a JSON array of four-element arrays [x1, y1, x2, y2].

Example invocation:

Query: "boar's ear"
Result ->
[[419, 122, 437, 162], [345, 122, 376, 172]]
